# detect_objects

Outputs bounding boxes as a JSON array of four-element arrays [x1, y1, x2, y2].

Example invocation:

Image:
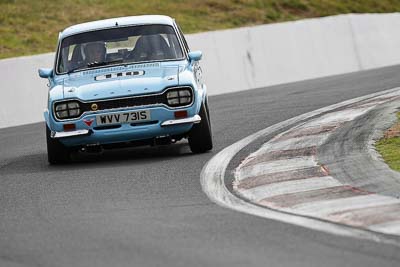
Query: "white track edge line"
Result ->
[[200, 87, 400, 246]]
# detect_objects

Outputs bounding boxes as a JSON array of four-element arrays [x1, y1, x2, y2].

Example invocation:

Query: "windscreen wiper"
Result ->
[[66, 59, 124, 74], [67, 67, 81, 74], [87, 59, 123, 68]]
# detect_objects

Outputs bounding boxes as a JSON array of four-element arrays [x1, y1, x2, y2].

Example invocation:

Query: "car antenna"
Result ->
[[115, 21, 118, 26]]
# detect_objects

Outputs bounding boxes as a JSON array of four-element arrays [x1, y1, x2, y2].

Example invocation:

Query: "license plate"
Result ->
[[96, 110, 151, 126]]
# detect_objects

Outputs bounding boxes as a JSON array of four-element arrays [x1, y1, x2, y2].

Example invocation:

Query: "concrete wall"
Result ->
[[0, 53, 53, 128], [1, 13, 400, 128], [187, 13, 400, 95]]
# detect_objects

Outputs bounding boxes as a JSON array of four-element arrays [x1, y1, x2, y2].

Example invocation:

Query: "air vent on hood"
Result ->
[[95, 70, 145, 81]]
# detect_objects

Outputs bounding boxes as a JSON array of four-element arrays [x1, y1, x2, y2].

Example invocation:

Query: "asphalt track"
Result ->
[[2, 65, 400, 267]]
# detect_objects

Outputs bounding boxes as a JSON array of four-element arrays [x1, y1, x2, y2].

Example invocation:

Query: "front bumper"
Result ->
[[51, 115, 201, 139], [160, 115, 201, 127], [51, 129, 91, 138], [48, 103, 201, 147]]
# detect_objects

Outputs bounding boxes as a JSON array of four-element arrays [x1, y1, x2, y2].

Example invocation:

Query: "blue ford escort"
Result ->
[[39, 15, 212, 164]]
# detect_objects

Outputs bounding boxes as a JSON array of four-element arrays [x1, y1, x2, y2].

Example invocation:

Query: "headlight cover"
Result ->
[[54, 101, 81, 119], [166, 88, 192, 107]]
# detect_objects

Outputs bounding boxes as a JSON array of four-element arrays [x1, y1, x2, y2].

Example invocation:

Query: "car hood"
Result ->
[[62, 65, 180, 101]]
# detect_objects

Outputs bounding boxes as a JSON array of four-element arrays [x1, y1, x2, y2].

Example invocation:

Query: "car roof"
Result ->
[[60, 15, 176, 39]]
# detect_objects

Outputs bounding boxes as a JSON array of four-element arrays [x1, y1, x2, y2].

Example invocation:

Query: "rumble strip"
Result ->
[[201, 87, 400, 245]]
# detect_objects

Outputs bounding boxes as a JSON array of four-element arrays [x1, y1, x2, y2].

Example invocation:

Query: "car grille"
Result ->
[[79, 87, 192, 113]]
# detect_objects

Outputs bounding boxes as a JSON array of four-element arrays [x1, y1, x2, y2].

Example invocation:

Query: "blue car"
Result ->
[[39, 15, 212, 164]]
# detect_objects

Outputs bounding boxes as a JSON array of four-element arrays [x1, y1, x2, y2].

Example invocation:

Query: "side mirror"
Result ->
[[38, 68, 53, 79], [188, 51, 202, 62]]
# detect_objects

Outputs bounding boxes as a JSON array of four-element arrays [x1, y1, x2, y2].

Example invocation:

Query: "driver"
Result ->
[[84, 41, 106, 64]]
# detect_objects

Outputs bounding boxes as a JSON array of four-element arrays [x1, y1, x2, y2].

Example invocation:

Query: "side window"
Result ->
[[176, 22, 190, 53]]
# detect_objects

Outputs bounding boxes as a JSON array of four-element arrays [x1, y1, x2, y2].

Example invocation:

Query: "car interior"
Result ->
[[67, 33, 180, 71]]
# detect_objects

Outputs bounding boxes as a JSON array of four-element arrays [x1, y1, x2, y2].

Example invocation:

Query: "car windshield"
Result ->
[[56, 24, 184, 74]]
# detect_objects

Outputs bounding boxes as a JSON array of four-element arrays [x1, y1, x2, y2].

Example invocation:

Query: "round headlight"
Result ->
[[68, 102, 80, 109], [56, 111, 68, 119], [179, 89, 191, 104], [55, 103, 67, 112]]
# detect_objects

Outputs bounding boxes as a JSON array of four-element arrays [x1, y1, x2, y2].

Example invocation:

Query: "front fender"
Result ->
[[44, 109, 50, 128], [201, 84, 208, 103], [193, 89, 202, 115]]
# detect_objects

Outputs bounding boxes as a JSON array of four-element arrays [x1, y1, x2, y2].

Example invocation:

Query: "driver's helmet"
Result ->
[[84, 41, 106, 63]]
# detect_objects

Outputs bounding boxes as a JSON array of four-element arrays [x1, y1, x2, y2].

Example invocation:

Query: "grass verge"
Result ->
[[376, 112, 400, 172], [2, 0, 400, 59]]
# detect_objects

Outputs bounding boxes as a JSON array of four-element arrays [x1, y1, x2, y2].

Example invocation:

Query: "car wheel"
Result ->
[[46, 124, 71, 164], [188, 103, 213, 153]]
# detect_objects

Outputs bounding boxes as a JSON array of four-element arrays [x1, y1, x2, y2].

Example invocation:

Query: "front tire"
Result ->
[[46, 125, 71, 164], [188, 103, 213, 153]]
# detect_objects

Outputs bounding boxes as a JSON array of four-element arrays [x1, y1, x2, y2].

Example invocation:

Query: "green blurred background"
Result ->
[[1, 0, 400, 59]]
